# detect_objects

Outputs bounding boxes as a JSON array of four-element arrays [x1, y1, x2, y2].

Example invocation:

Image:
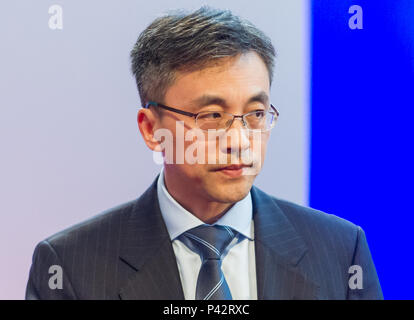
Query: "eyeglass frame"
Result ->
[[143, 101, 279, 131]]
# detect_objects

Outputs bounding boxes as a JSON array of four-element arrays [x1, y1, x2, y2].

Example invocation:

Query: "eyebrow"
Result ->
[[189, 91, 269, 109]]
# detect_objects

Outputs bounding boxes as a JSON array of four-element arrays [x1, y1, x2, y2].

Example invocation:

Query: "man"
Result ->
[[26, 6, 383, 300]]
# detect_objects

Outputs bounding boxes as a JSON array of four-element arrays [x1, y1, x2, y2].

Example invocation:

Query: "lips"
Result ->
[[213, 164, 253, 171]]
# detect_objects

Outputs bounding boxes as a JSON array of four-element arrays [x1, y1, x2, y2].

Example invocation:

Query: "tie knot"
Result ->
[[181, 225, 237, 260]]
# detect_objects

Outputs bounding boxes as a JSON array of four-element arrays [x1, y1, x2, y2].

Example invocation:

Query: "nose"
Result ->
[[226, 115, 247, 129], [220, 117, 251, 156]]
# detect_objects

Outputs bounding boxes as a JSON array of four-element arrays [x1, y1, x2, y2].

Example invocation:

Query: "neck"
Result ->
[[162, 168, 234, 224]]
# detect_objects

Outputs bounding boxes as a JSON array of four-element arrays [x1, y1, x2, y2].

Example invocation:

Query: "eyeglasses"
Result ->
[[143, 101, 279, 131]]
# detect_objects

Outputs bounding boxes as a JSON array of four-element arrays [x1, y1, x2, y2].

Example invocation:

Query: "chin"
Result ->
[[206, 181, 252, 203]]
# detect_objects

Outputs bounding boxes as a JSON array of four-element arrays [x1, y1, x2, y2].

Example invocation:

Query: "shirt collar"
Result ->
[[157, 167, 253, 241]]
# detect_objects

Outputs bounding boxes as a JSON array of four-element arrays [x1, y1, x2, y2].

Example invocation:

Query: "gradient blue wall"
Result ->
[[310, 0, 414, 299]]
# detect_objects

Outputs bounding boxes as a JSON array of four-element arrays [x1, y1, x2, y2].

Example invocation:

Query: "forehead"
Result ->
[[164, 51, 270, 108]]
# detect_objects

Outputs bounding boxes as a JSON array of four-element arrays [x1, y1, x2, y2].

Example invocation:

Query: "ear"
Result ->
[[137, 108, 163, 152]]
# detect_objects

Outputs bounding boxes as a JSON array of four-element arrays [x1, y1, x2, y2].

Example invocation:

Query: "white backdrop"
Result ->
[[0, 0, 310, 299]]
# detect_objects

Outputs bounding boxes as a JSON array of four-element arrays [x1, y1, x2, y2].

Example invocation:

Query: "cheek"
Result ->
[[181, 132, 221, 164], [248, 132, 269, 161], [261, 135, 270, 159], [260, 136, 268, 155]]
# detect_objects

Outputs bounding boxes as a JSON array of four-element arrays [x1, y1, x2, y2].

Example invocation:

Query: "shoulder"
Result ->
[[43, 198, 137, 250], [275, 196, 358, 233], [36, 177, 159, 254], [253, 186, 361, 248]]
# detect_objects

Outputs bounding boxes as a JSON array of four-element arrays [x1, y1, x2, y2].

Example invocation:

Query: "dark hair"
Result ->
[[130, 6, 276, 107]]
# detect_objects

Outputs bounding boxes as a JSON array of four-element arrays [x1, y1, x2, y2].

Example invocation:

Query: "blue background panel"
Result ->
[[310, 0, 414, 299]]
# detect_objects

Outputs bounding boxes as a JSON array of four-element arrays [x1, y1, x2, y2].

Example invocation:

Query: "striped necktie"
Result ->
[[180, 224, 237, 300]]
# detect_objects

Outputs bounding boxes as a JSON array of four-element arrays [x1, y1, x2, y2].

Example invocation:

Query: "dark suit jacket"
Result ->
[[25, 175, 383, 299]]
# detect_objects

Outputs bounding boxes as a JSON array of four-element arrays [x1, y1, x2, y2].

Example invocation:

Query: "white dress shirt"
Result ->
[[157, 167, 258, 300]]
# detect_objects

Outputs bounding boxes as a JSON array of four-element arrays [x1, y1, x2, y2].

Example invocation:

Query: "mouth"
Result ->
[[212, 163, 253, 171], [212, 163, 253, 178]]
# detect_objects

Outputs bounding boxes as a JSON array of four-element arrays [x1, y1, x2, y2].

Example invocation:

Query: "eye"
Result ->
[[252, 110, 265, 118], [198, 112, 223, 120]]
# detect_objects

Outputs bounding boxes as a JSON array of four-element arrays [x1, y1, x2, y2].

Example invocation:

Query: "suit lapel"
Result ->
[[251, 186, 320, 299], [118, 175, 319, 300], [118, 175, 185, 300]]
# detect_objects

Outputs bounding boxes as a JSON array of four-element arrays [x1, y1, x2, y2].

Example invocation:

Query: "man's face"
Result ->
[[155, 51, 271, 204]]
